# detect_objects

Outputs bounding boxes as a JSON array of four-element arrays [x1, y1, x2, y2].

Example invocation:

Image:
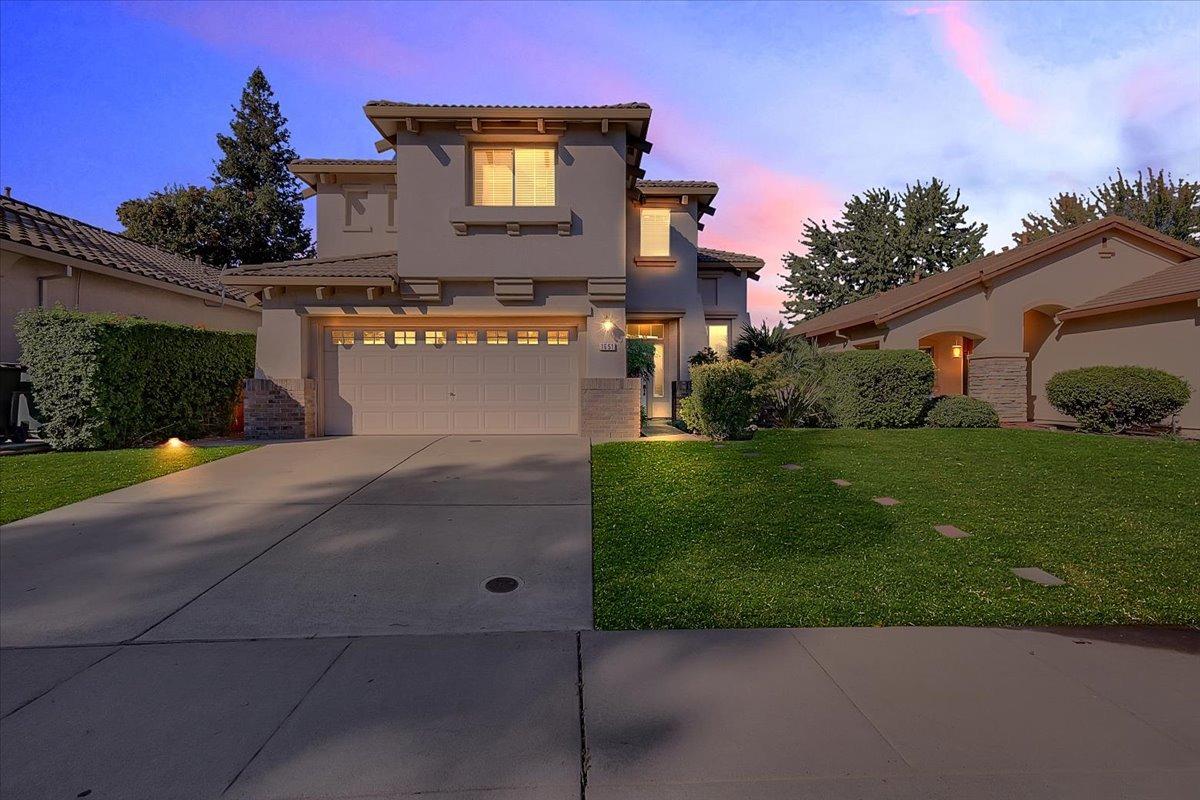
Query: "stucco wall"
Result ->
[[314, 174, 397, 258], [390, 123, 627, 280], [1, 250, 259, 363], [1034, 302, 1199, 433]]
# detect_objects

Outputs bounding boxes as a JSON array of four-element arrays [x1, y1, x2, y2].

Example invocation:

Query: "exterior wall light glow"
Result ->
[[165, 437, 185, 448], [601, 319, 615, 332], [951, 344, 963, 358]]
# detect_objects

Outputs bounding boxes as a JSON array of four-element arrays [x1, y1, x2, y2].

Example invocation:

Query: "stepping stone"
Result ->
[[741, 451, 759, 457], [832, 479, 851, 487], [873, 497, 901, 506], [934, 525, 970, 539], [781, 464, 801, 470], [1011, 567, 1065, 586], [713, 443, 725, 449]]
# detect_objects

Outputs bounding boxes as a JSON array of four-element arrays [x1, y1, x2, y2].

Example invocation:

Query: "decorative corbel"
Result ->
[[262, 286, 274, 301], [506, 222, 521, 237], [405, 117, 419, 134], [314, 286, 329, 300], [557, 220, 571, 236], [451, 222, 468, 236]]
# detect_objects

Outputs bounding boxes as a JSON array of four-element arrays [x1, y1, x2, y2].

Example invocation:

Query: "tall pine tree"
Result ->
[[1013, 168, 1199, 246], [118, 68, 312, 267], [781, 178, 987, 321]]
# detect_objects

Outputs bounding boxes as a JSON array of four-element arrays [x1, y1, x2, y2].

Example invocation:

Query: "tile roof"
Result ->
[[1060, 257, 1200, 319], [638, 180, 718, 191], [791, 216, 1200, 336], [364, 101, 650, 109], [698, 246, 764, 269], [223, 251, 396, 279], [290, 158, 395, 167], [0, 195, 251, 300]]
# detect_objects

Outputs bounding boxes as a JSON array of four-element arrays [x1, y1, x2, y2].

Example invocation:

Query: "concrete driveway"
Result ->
[[3, 436, 1198, 799]]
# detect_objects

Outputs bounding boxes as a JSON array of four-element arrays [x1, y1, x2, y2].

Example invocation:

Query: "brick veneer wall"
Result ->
[[244, 378, 317, 439], [581, 377, 641, 441], [968, 354, 1029, 422]]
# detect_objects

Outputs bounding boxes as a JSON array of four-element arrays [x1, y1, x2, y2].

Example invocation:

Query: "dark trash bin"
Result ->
[[0, 362, 35, 444]]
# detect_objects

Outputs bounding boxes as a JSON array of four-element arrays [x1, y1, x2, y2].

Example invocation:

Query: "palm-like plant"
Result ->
[[730, 321, 793, 361]]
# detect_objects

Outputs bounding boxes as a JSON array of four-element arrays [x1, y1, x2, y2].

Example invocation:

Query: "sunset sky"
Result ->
[[2, 0, 1198, 323]]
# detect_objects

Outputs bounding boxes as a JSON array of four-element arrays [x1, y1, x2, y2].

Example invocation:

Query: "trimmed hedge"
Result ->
[[14, 308, 255, 450], [1045, 365, 1190, 434], [925, 395, 1000, 428], [822, 349, 934, 428], [678, 360, 756, 440]]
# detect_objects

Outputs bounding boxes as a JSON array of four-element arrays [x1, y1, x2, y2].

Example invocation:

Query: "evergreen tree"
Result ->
[[117, 68, 312, 267], [211, 68, 312, 265], [1014, 168, 1199, 246], [781, 179, 987, 321]]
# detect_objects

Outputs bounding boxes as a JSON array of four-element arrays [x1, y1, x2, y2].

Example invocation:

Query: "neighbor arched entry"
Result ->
[[918, 331, 983, 396], [1024, 304, 1069, 421]]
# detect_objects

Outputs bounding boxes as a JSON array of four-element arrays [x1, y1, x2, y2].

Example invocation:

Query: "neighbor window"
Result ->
[[473, 147, 555, 206], [330, 329, 355, 346], [547, 329, 570, 345], [425, 330, 446, 345], [456, 330, 478, 345], [517, 329, 539, 345], [486, 329, 509, 345], [640, 208, 670, 257], [706, 323, 729, 357], [362, 330, 386, 345], [394, 330, 416, 345]]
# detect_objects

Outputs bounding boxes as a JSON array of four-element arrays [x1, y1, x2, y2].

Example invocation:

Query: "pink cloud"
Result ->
[[906, 2, 1033, 130], [122, 1, 424, 78]]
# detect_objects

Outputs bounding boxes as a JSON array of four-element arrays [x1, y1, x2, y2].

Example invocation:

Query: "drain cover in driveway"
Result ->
[[484, 576, 520, 593]]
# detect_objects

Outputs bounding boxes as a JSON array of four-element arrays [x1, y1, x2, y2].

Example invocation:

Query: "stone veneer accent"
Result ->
[[967, 354, 1029, 422], [244, 378, 317, 439], [581, 377, 641, 441]]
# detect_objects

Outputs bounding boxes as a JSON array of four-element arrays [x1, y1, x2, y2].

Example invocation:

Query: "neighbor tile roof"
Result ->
[[223, 251, 396, 279], [791, 216, 1200, 336], [1060, 257, 1200, 319], [698, 246, 764, 270], [0, 195, 250, 300], [364, 101, 650, 110], [637, 180, 718, 191]]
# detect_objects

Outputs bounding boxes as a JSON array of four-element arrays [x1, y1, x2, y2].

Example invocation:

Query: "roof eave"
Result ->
[[1057, 290, 1200, 321]]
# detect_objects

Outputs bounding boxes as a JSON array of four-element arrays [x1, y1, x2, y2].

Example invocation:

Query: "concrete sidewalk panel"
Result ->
[[0, 645, 117, 717]]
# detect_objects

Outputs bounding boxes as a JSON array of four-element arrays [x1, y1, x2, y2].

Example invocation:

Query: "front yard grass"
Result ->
[[0, 444, 256, 525], [592, 429, 1199, 629]]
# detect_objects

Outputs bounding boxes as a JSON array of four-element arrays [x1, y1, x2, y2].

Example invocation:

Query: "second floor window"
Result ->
[[640, 208, 670, 257], [472, 147, 555, 206]]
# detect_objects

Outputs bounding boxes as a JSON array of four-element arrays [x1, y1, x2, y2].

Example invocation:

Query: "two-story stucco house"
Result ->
[[222, 102, 762, 440]]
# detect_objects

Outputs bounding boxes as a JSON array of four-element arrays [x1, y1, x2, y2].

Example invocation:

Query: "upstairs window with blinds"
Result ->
[[473, 147, 555, 206], [640, 208, 671, 257]]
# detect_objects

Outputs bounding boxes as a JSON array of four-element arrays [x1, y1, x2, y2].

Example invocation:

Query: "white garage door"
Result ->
[[321, 325, 579, 434]]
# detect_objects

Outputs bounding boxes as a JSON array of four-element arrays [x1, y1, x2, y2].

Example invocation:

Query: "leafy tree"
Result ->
[[730, 321, 792, 361], [117, 68, 312, 267], [1014, 168, 1200, 246], [688, 347, 720, 367], [625, 339, 656, 379], [116, 184, 234, 267], [781, 178, 987, 321]]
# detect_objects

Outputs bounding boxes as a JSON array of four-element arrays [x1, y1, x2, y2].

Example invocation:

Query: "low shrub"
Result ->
[[1045, 365, 1191, 433], [925, 395, 999, 428], [678, 360, 755, 440], [14, 308, 255, 450], [822, 349, 934, 428]]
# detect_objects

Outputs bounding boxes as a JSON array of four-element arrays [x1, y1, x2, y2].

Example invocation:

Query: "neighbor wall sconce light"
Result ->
[[951, 344, 963, 358]]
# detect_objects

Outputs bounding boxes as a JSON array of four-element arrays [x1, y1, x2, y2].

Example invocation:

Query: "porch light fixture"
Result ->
[[601, 318, 615, 332], [951, 344, 963, 358]]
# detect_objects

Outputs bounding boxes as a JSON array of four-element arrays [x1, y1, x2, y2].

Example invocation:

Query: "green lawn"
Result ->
[[592, 429, 1200, 629], [0, 444, 257, 524]]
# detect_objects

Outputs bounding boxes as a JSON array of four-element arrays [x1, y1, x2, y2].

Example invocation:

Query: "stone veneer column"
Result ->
[[968, 354, 1029, 423], [581, 377, 641, 441], [244, 378, 317, 439]]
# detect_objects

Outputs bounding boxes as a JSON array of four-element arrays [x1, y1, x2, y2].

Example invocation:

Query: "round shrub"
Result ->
[[1045, 366, 1191, 434], [821, 349, 935, 428], [678, 360, 755, 440], [925, 395, 999, 428]]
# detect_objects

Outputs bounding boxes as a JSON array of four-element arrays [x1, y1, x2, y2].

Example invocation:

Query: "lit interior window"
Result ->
[[627, 323, 664, 339], [394, 330, 416, 345], [486, 330, 509, 345], [547, 329, 570, 345], [456, 330, 478, 345], [706, 323, 729, 357], [331, 329, 355, 346], [517, 330, 539, 345], [362, 330, 386, 345], [473, 147, 555, 206], [640, 208, 670, 257], [425, 330, 446, 345]]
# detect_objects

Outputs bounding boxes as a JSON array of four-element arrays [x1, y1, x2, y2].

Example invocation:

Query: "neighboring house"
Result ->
[[792, 216, 1200, 435], [0, 194, 260, 364], [222, 102, 762, 440]]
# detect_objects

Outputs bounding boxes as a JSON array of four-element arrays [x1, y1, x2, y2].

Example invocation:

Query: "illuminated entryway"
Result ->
[[627, 322, 671, 418], [918, 332, 976, 396]]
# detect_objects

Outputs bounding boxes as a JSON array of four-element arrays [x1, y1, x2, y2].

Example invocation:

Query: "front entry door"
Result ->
[[629, 323, 670, 418]]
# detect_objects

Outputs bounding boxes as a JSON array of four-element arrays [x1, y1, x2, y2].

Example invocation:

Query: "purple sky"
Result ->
[[2, 0, 1198, 323]]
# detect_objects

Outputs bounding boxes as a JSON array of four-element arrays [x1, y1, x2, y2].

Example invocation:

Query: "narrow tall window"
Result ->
[[640, 208, 670, 257], [473, 147, 555, 206], [706, 323, 729, 357]]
